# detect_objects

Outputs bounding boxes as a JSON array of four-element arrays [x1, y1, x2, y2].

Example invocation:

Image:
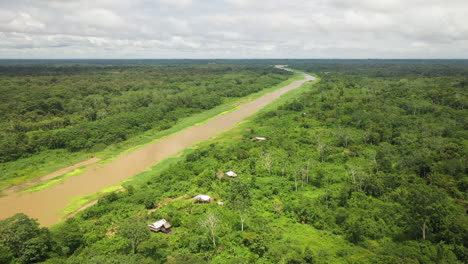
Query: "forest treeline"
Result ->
[[285, 60, 468, 78], [0, 61, 467, 263], [0, 65, 291, 163]]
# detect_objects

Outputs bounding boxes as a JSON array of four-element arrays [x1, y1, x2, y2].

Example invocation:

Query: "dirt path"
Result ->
[[0, 69, 314, 226]]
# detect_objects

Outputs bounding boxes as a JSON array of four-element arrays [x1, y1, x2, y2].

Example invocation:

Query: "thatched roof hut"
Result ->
[[148, 219, 172, 233]]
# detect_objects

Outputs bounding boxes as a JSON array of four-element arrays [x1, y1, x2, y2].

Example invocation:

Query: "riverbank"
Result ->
[[0, 70, 314, 226], [62, 69, 319, 221], [0, 73, 303, 193]]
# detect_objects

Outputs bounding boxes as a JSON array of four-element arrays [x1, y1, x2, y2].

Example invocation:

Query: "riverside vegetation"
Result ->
[[0, 60, 467, 263], [0, 64, 291, 189]]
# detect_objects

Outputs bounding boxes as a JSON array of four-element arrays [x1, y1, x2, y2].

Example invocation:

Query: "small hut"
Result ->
[[225, 171, 238, 178], [253, 136, 267, 141], [192, 194, 214, 203], [148, 219, 172, 233]]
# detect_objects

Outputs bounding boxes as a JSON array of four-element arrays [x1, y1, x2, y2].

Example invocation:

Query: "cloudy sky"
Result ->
[[0, 0, 467, 59]]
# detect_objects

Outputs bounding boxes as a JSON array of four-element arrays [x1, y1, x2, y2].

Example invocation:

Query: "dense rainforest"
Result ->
[[0, 64, 290, 163], [0, 60, 467, 263]]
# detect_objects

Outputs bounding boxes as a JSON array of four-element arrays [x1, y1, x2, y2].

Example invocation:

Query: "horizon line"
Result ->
[[0, 58, 467, 60]]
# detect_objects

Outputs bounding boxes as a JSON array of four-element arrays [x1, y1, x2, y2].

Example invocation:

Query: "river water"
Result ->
[[0, 69, 314, 226]]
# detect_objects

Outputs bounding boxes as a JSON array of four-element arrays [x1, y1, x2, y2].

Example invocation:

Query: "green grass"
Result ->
[[23, 167, 86, 193], [0, 150, 94, 191], [58, 185, 123, 221], [276, 219, 373, 263], [0, 73, 303, 192]]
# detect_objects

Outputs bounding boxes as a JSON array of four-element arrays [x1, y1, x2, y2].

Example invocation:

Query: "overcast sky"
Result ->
[[0, 0, 467, 59]]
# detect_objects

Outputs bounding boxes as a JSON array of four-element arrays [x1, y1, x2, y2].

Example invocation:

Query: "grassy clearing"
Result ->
[[0, 74, 303, 192], [277, 220, 373, 262]]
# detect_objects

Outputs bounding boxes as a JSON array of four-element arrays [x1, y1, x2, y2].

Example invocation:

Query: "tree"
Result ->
[[227, 180, 252, 231], [0, 244, 13, 264], [335, 127, 353, 147], [277, 151, 289, 178], [0, 213, 50, 261], [259, 151, 274, 176], [53, 218, 84, 256], [317, 141, 328, 162], [216, 169, 224, 182], [137, 235, 167, 260], [200, 212, 220, 247], [268, 239, 306, 264], [346, 163, 368, 192], [117, 216, 150, 254], [399, 184, 453, 240], [19, 236, 49, 264], [273, 199, 284, 218], [301, 160, 311, 185]]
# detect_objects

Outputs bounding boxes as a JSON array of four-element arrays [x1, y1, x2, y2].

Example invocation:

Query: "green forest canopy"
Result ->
[[0, 60, 467, 263], [0, 64, 291, 163]]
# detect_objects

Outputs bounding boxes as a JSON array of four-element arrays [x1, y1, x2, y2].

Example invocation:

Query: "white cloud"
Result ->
[[330, 0, 405, 12], [0, 12, 45, 33], [0, 0, 466, 58], [159, 0, 194, 8], [66, 8, 125, 28]]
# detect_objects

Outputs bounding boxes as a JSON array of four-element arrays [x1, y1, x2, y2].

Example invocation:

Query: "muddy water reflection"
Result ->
[[0, 71, 314, 226]]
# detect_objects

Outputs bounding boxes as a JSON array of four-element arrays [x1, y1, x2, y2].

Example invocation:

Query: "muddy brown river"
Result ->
[[0, 69, 314, 226]]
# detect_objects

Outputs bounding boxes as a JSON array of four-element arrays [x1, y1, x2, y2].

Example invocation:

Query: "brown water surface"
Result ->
[[0, 69, 314, 226], [0, 157, 101, 196]]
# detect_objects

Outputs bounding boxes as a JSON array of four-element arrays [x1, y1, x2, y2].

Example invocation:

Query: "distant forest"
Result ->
[[0, 60, 467, 264], [0, 64, 291, 163]]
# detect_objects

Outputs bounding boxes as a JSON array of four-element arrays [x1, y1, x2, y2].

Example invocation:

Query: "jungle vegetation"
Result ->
[[0, 64, 291, 186], [0, 60, 467, 263]]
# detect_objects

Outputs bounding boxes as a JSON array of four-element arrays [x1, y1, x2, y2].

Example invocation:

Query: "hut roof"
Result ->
[[253, 136, 267, 141], [193, 194, 212, 201], [225, 171, 238, 177], [149, 219, 171, 229]]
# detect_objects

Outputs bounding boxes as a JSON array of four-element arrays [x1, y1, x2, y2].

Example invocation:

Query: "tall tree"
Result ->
[[117, 216, 150, 254], [0, 214, 43, 259], [200, 212, 220, 247], [227, 180, 252, 231], [259, 151, 274, 176], [399, 184, 452, 240]]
